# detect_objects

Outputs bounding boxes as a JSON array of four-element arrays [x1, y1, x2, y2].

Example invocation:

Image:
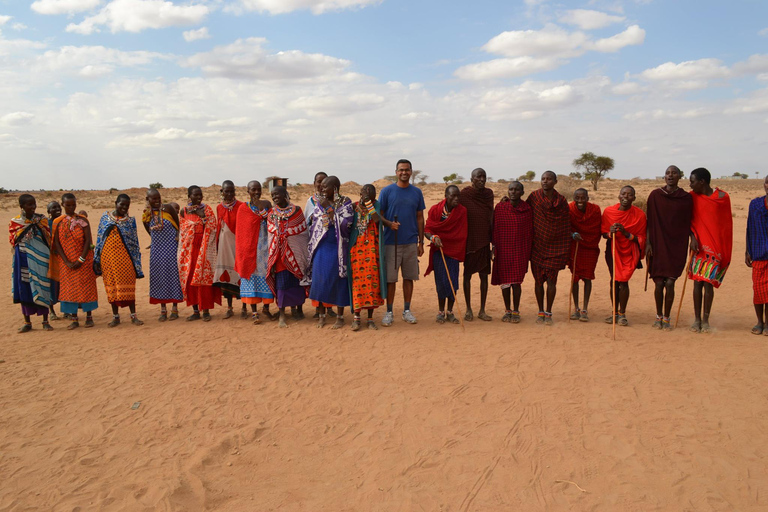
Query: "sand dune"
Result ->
[[2, 178, 768, 511]]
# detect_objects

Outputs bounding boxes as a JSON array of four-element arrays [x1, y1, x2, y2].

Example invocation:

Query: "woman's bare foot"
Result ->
[[332, 317, 345, 330]]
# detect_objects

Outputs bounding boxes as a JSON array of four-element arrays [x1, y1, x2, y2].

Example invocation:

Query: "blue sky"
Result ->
[[1, 0, 767, 189]]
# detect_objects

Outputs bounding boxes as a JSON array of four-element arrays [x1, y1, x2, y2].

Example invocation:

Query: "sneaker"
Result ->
[[382, 311, 394, 327], [402, 310, 417, 324]]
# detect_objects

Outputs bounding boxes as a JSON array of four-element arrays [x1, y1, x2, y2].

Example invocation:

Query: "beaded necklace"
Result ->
[[220, 198, 237, 211], [149, 206, 163, 231]]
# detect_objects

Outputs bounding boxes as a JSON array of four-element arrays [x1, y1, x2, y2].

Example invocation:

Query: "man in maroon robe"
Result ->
[[646, 165, 693, 330], [459, 168, 494, 322]]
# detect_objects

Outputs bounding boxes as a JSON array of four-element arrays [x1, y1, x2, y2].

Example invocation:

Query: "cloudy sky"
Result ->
[[1, 0, 767, 190]]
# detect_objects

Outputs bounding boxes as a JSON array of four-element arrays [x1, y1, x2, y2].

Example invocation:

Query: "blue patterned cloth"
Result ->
[[433, 252, 459, 300], [747, 197, 768, 261], [149, 214, 184, 302], [309, 224, 350, 307], [94, 212, 143, 278]]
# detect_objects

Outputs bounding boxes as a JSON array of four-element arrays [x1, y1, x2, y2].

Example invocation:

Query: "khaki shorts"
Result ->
[[385, 243, 420, 283]]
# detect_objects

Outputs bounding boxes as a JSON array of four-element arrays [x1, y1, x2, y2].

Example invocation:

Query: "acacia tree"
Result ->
[[573, 152, 614, 191]]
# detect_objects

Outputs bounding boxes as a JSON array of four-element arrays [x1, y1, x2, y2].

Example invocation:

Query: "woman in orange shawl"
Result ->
[[179, 185, 221, 321], [602, 186, 646, 326], [688, 168, 732, 333], [51, 193, 99, 329]]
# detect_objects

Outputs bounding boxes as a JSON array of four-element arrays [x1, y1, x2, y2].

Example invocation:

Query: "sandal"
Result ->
[[751, 324, 764, 335], [241, 308, 248, 319], [49, 312, 59, 321], [570, 309, 581, 321], [252, 313, 261, 325], [501, 311, 513, 323], [84, 317, 94, 328], [223, 308, 234, 319], [158, 312, 168, 322], [662, 317, 672, 331], [169, 310, 179, 321], [543, 312, 553, 326], [367, 319, 378, 330], [130, 316, 144, 326], [108, 316, 121, 328], [690, 320, 701, 333], [351, 316, 361, 331], [446, 312, 460, 324], [511, 311, 521, 324], [436, 312, 446, 324], [202, 312, 212, 322], [18, 323, 32, 333], [536, 311, 545, 324], [700, 322, 711, 333], [67, 321, 79, 330], [653, 315, 663, 329], [578, 310, 589, 322], [187, 313, 201, 321], [42, 321, 53, 331], [618, 315, 629, 327]]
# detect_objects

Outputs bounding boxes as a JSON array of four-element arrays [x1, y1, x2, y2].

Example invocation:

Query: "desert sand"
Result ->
[[1, 178, 768, 511]]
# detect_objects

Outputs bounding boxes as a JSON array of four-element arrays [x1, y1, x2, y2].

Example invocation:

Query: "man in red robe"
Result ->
[[568, 188, 601, 323], [526, 171, 570, 325], [688, 167, 732, 333], [602, 185, 646, 327]]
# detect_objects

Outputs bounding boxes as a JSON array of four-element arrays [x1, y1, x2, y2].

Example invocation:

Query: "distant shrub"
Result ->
[[149, 182, 163, 189], [0, 187, 8, 194]]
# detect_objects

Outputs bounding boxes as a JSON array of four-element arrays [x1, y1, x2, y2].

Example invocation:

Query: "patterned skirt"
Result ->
[[101, 229, 136, 307], [753, 260, 768, 304], [350, 226, 384, 311]]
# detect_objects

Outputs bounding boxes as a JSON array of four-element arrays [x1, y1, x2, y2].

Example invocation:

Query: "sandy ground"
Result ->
[[1, 178, 768, 511]]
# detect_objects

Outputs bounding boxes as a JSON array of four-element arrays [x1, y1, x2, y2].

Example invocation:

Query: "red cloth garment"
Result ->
[[235, 204, 267, 281], [526, 189, 571, 270], [602, 204, 647, 282], [217, 200, 243, 239], [646, 187, 693, 279], [753, 260, 768, 304], [459, 186, 493, 252], [568, 201, 602, 281], [424, 200, 468, 276], [266, 205, 310, 297], [491, 200, 533, 285], [688, 189, 732, 288]]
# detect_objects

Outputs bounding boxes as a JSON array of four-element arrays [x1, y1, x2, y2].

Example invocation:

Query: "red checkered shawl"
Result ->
[[602, 204, 647, 282], [491, 200, 533, 285], [266, 205, 309, 295], [526, 189, 571, 270]]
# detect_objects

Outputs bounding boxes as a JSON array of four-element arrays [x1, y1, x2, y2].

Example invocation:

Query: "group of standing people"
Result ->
[[9, 161, 768, 335]]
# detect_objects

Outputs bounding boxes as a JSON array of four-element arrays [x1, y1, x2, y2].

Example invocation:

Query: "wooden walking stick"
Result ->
[[644, 255, 650, 292], [569, 241, 580, 323], [439, 246, 465, 331], [674, 250, 694, 329], [611, 233, 617, 341]]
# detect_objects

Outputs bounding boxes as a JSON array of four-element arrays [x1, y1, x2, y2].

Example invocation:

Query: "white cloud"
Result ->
[[732, 54, 768, 75], [624, 108, 713, 121], [471, 82, 581, 120], [483, 25, 588, 58], [760, 28, 768, 37], [611, 81, 644, 95], [66, 0, 208, 35], [640, 59, 731, 83], [0, 15, 11, 25], [228, 0, 381, 15], [12, 22, 28, 31], [400, 111, 432, 120], [35, 45, 166, 75], [183, 26, 210, 42], [288, 93, 386, 116], [334, 132, 413, 146], [586, 25, 645, 53], [284, 118, 313, 126], [558, 9, 625, 30], [1, 111, 36, 125], [455, 56, 560, 80], [207, 117, 250, 127], [182, 37, 355, 81], [31, 0, 101, 15]]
